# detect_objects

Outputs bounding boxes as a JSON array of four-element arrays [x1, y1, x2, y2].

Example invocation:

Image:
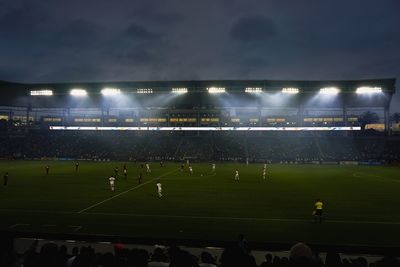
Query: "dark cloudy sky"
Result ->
[[0, 0, 399, 110]]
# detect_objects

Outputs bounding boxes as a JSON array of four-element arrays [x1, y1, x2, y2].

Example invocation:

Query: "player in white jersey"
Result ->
[[263, 163, 267, 169], [156, 181, 162, 197], [189, 166, 193, 175], [234, 169, 239, 181], [186, 159, 190, 165], [262, 167, 266, 180], [109, 175, 115, 191], [146, 163, 151, 173], [212, 163, 216, 172]]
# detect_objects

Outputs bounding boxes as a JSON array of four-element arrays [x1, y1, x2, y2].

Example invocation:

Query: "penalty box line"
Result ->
[[77, 169, 179, 214]]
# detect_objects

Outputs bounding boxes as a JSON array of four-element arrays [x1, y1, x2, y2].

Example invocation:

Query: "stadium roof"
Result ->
[[0, 78, 396, 108], [0, 78, 396, 94]]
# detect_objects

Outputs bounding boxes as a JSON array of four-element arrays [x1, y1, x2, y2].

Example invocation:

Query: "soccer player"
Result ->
[[234, 169, 239, 181], [114, 167, 119, 177], [123, 168, 127, 180], [180, 163, 185, 172], [263, 163, 267, 169], [262, 167, 266, 180], [313, 198, 324, 223], [45, 165, 50, 175], [138, 173, 143, 184], [186, 159, 190, 165], [189, 165, 193, 175], [156, 181, 162, 198], [212, 163, 216, 172], [75, 162, 79, 172], [109, 175, 116, 192], [160, 161, 164, 167], [146, 163, 151, 173], [3, 172, 9, 186]]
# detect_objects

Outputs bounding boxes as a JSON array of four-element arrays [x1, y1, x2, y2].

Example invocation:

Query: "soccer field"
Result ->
[[1, 161, 400, 247]]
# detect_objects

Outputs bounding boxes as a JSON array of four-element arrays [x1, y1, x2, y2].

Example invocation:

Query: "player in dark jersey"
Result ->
[[160, 161, 164, 167], [138, 173, 143, 184], [3, 172, 8, 186], [114, 167, 119, 177], [45, 165, 50, 175], [180, 164, 184, 172], [75, 162, 79, 172]]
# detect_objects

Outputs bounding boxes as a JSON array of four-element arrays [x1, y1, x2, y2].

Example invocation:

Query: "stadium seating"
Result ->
[[0, 130, 399, 163]]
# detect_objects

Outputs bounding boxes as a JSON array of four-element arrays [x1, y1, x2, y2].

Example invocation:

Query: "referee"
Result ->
[[313, 198, 324, 223]]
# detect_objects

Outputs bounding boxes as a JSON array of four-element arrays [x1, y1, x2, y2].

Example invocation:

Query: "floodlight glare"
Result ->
[[207, 87, 226, 94], [70, 88, 87, 97], [30, 90, 53, 96], [245, 87, 262, 93], [172, 88, 188, 94], [282, 88, 299, 94], [356, 87, 382, 94], [137, 88, 153, 94], [320, 87, 340, 94], [101, 88, 121, 96]]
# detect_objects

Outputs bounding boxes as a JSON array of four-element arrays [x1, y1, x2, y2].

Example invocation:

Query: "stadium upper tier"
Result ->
[[0, 78, 396, 108]]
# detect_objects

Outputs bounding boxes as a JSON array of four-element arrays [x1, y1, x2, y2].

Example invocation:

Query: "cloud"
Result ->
[[124, 23, 159, 40], [229, 16, 277, 44]]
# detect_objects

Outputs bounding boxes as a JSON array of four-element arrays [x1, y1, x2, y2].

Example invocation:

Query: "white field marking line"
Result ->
[[82, 212, 400, 226], [68, 225, 83, 232], [8, 223, 30, 229], [78, 169, 179, 213], [2, 209, 400, 226], [352, 172, 400, 183]]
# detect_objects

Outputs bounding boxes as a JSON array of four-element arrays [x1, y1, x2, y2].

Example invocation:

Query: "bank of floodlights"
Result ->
[[356, 87, 382, 94], [137, 88, 153, 94], [320, 87, 340, 94], [282, 88, 299, 94], [101, 88, 121, 96], [30, 90, 53, 96], [172, 88, 188, 94], [207, 87, 226, 94], [245, 87, 262, 93], [70, 88, 88, 97]]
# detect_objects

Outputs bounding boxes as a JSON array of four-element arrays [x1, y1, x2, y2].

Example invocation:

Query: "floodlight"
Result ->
[[282, 88, 299, 94], [245, 87, 262, 93], [70, 88, 87, 97], [101, 88, 121, 96], [172, 88, 188, 94], [207, 87, 226, 94], [320, 87, 340, 94], [30, 90, 53, 96], [137, 88, 153, 94], [356, 87, 382, 94]]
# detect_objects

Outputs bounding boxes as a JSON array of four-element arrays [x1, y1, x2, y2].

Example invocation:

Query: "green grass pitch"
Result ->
[[1, 161, 400, 246]]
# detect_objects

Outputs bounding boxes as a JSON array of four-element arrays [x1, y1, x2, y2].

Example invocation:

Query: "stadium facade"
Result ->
[[0, 78, 396, 130]]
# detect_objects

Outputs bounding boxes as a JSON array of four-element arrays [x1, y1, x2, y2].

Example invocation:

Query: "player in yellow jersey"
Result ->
[[313, 198, 323, 223]]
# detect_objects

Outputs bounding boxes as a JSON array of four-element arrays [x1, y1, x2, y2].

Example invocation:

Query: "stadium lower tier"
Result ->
[[0, 130, 399, 162]]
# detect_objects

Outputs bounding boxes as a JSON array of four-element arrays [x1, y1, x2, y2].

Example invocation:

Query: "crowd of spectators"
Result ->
[[1, 237, 399, 267], [0, 130, 400, 163]]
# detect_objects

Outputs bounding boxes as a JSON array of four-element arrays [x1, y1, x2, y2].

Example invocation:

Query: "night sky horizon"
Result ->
[[0, 0, 399, 111]]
